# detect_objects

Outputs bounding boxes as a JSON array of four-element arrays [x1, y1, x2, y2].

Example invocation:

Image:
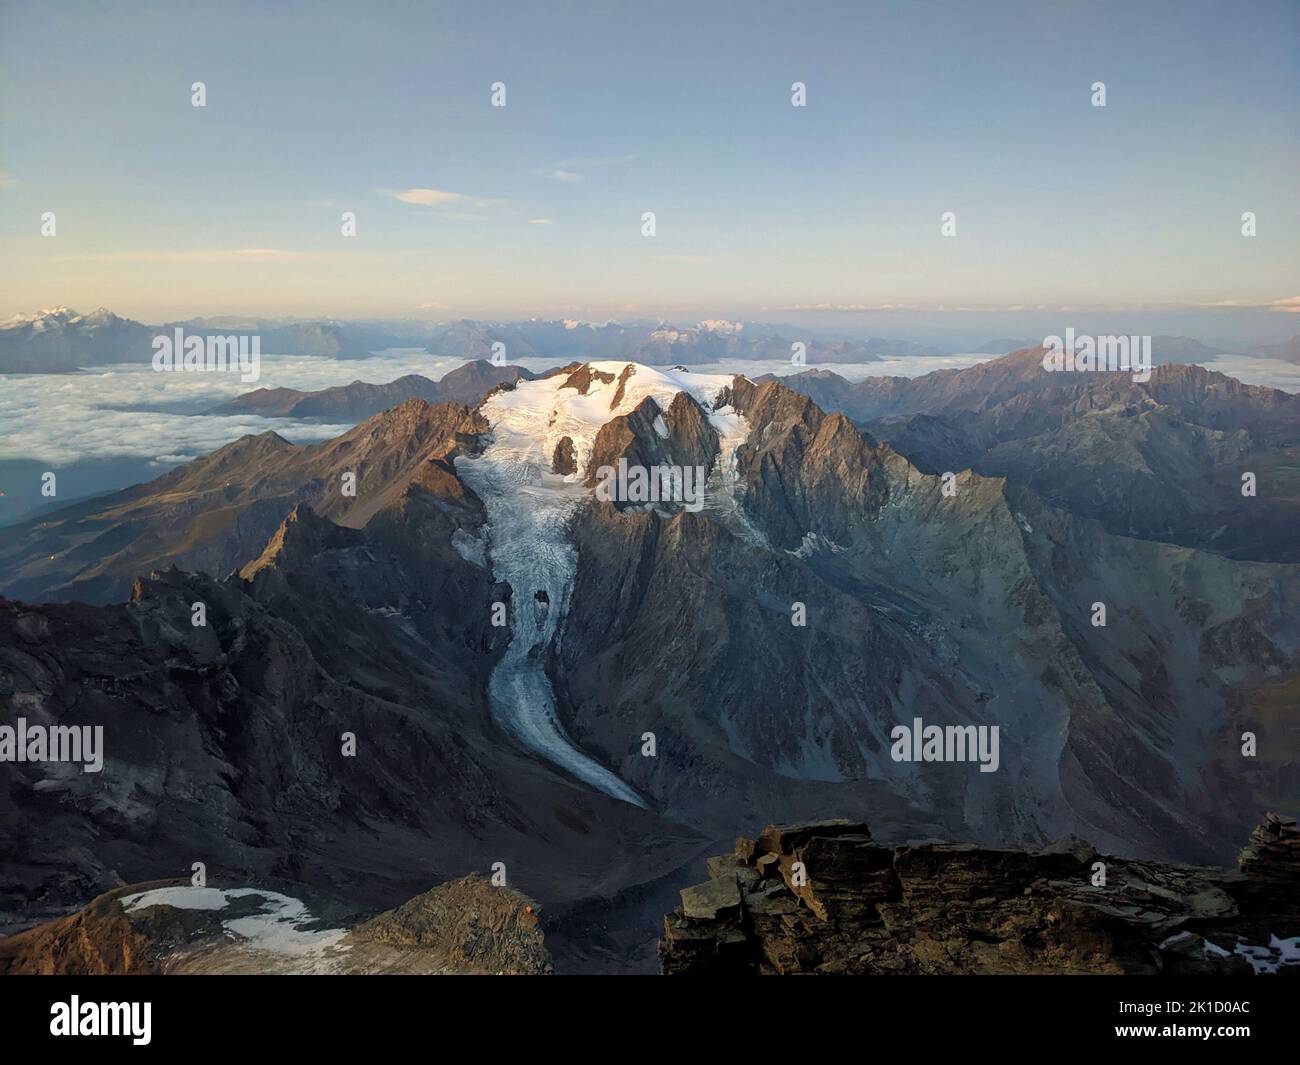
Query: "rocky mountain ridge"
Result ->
[[660, 815, 1300, 975], [768, 350, 1300, 561], [0, 396, 488, 603], [208, 360, 541, 420]]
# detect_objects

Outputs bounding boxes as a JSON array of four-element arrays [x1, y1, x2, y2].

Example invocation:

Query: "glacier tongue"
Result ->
[[454, 362, 744, 807]]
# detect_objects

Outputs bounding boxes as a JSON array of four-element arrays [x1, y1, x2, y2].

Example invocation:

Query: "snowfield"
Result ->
[[121, 886, 349, 961]]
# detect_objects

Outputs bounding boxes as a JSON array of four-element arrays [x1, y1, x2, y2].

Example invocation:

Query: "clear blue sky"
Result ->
[[1, 0, 1296, 325]]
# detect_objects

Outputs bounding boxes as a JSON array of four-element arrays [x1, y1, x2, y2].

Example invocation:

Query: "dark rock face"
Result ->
[[430, 362, 539, 406], [558, 502, 940, 841], [610, 364, 637, 408], [662, 391, 722, 471], [1238, 812, 1300, 879], [724, 375, 889, 550], [585, 393, 720, 504], [552, 436, 577, 476], [559, 364, 616, 396], [660, 816, 1300, 975]]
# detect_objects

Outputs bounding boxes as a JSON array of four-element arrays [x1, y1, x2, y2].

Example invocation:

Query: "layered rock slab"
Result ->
[[660, 816, 1300, 975]]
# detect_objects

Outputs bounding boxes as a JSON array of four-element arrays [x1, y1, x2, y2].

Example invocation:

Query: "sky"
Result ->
[[1, 0, 1297, 329]]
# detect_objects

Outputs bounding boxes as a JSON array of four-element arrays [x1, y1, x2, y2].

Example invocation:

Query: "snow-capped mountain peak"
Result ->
[[453, 362, 749, 805]]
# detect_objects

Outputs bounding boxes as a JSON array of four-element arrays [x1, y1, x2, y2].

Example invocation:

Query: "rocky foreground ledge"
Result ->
[[659, 815, 1300, 976], [0, 874, 551, 975]]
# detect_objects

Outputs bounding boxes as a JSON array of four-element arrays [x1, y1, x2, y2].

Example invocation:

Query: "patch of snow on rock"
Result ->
[[121, 886, 349, 961]]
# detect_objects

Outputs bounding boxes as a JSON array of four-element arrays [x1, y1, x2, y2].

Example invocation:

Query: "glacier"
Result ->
[[454, 362, 748, 806]]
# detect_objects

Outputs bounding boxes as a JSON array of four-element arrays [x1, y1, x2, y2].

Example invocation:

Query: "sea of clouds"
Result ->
[[1, 349, 1294, 469]]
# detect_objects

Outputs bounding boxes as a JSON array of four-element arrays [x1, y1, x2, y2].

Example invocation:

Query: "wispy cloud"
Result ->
[[528, 218, 555, 226], [1183, 297, 1300, 313], [547, 153, 635, 183], [392, 187, 466, 206], [386, 187, 503, 208], [0, 171, 18, 191]]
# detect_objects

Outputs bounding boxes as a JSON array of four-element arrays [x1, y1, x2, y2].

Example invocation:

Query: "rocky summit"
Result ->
[[660, 816, 1300, 975]]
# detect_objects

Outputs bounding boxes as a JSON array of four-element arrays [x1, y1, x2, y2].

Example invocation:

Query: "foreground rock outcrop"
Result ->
[[352, 874, 551, 975], [0, 874, 551, 975], [660, 815, 1300, 975]]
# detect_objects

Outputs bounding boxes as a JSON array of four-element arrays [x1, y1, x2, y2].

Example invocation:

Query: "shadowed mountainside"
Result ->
[[0, 498, 705, 950]]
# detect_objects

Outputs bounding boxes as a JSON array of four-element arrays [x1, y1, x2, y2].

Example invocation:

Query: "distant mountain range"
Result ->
[[28, 306, 1300, 373], [421, 319, 942, 365], [0, 307, 156, 372], [0, 307, 408, 370], [0, 308, 939, 372], [1249, 336, 1300, 364]]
